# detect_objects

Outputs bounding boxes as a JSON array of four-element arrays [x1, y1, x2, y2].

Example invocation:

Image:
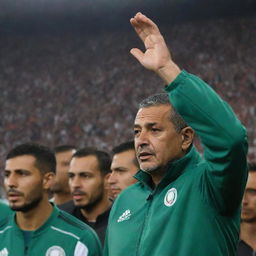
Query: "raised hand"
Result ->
[[130, 12, 181, 84]]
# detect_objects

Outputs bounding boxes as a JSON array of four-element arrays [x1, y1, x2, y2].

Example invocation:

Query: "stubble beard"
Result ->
[[78, 192, 104, 213], [10, 194, 43, 212]]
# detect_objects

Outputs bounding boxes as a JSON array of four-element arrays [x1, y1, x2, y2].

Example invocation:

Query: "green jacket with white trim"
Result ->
[[104, 70, 248, 256], [0, 205, 102, 256]]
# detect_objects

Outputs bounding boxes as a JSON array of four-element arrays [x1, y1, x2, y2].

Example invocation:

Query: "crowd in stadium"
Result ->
[[0, 15, 255, 163]]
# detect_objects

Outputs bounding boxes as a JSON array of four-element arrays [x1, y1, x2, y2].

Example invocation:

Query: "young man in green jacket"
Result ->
[[0, 143, 102, 256], [104, 13, 248, 256]]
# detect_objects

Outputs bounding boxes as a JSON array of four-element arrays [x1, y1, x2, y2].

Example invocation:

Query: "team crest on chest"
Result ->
[[45, 246, 66, 256], [164, 188, 177, 207]]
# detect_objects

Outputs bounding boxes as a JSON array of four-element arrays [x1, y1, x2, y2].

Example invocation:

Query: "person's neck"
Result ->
[[80, 195, 111, 222], [150, 166, 168, 187], [16, 198, 53, 231], [240, 221, 256, 249], [53, 192, 72, 205]]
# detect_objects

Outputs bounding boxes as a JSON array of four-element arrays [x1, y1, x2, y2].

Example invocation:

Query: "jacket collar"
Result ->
[[135, 146, 201, 191], [11, 203, 59, 235]]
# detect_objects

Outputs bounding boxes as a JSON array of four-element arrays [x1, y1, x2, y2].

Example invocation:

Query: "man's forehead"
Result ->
[[70, 155, 99, 171], [56, 150, 74, 159], [135, 105, 171, 123], [5, 155, 36, 168], [247, 172, 256, 188], [112, 150, 135, 165]]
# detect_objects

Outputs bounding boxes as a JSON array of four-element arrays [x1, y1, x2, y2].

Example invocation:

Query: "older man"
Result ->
[[104, 13, 248, 256]]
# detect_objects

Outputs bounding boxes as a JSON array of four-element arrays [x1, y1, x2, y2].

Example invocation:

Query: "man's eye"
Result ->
[[17, 170, 28, 176], [152, 128, 160, 132], [68, 173, 74, 178], [3, 171, 10, 178], [81, 173, 91, 178], [134, 130, 140, 135]]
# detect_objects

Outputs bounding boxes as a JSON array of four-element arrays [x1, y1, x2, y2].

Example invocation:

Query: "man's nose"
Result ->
[[5, 173, 18, 188], [108, 172, 117, 184], [242, 193, 248, 206], [135, 130, 149, 147], [70, 175, 81, 188]]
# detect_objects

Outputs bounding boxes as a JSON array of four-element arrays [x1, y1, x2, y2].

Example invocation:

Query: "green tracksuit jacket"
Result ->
[[0, 205, 102, 256], [104, 70, 248, 256], [0, 201, 12, 221]]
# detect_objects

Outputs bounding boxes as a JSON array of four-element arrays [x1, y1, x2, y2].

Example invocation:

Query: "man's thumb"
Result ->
[[130, 48, 144, 63]]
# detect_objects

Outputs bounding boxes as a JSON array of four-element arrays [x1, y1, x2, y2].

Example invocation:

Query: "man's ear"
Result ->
[[181, 126, 194, 152], [43, 172, 55, 190]]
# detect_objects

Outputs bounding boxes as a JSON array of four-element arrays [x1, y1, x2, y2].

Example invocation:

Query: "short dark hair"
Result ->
[[6, 143, 56, 174], [54, 145, 76, 154], [112, 141, 139, 168], [139, 93, 187, 133], [72, 148, 111, 175], [248, 163, 256, 172]]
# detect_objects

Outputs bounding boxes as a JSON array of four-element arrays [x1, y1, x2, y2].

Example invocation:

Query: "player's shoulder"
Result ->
[[116, 181, 144, 199], [56, 208, 91, 231], [0, 211, 13, 232], [54, 208, 98, 240]]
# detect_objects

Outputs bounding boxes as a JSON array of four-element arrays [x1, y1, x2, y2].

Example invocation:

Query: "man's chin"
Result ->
[[10, 204, 33, 212], [140, 164, 158, 173], [74, 201, 87, 208]]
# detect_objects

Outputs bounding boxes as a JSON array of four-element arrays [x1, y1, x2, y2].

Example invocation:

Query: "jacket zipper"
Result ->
[[135, 193, 154, 256]]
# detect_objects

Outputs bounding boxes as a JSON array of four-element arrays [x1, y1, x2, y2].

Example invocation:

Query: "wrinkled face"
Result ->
[[68, 155, 107, 209], [241, 171, 256, 222], [50, 150, 74, 194], [109, 150, 138, 199], [4, 155, 44, 212], [134, 105, 184, 175]]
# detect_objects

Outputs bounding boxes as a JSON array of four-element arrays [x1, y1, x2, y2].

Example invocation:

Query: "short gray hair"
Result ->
[[139, 93, 187, 133]]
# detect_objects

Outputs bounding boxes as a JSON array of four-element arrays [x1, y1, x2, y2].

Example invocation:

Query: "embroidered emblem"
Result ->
[[164, 188, 177, 207], [0, 248, 8, 256], [117, 209, 131, 222], [45, 246, 66, 256]]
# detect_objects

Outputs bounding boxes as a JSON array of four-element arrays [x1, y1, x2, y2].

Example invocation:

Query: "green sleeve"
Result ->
[[165, 70, 248, 214], [80, 229, 103, 256]]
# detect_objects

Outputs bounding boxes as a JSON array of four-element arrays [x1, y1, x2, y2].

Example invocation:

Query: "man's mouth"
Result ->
[[8, 192, 22, 201], [138, 152, 153, 161], [110, 187, 121, 195], [241, 209, 251, 214], [72, 192, 86, 200]]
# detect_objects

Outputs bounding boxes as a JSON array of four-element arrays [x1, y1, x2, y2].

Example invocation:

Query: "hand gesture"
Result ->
[[130, 12, 180, 84]]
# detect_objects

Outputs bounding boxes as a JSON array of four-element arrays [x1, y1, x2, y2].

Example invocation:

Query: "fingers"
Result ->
[[130, 48, 144, 63], [130, 12, 160, 42]]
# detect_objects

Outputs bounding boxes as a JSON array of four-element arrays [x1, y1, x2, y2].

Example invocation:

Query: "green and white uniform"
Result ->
[[0, 205, 102, 256], [104, 71, 248, 256]]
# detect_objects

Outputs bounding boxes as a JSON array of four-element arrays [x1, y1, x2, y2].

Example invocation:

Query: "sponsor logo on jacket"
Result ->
[[117, 209, 131, 222]]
